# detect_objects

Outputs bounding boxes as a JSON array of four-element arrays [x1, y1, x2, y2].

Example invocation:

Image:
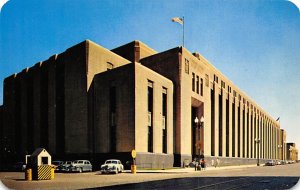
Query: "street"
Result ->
[[97, 177, 299, 190], [0, 163, 299, 190]]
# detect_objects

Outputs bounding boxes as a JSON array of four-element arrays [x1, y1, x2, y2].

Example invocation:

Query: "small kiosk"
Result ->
[[25, 148, 54, 180]]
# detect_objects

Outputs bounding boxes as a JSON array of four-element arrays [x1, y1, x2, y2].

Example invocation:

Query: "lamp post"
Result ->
[[194, 116, 205, 160], [255, 138, 261, 166]]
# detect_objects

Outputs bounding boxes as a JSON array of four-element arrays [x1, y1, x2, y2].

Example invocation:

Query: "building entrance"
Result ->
[[191, 100, 204, 160]]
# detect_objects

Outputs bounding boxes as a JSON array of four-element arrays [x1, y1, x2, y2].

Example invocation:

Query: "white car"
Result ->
[[101, 159, 124, 174], [69, 160, 92, 173]]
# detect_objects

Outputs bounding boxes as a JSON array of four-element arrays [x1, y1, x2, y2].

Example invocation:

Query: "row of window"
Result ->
[[148, 81, 168, 154], [109, 81, 168, 154], [211, 88, 281, 159], [192, 73, 203, 96], [213, 74, 273, 120]]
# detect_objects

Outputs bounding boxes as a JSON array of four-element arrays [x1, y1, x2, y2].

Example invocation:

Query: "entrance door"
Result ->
[[191, 103, 204, 160]]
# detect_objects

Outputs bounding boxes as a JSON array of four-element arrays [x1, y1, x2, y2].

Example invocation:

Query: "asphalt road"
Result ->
[[97, 177, 299, 190], [1, 163, 299, 190]]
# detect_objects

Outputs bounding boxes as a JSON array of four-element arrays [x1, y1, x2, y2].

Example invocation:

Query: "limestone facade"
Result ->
[[0, 39, 297, 169]]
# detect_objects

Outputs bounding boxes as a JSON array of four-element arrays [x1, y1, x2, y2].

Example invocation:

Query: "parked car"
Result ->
[[52, 161, 64, 171], [265, 160, 275, 166], [276, 160, 281, 165], [59, 161, 73, 172], [280, 160, 286, 165], [69, 160, 92, 173], [101, 159, 124, 174]]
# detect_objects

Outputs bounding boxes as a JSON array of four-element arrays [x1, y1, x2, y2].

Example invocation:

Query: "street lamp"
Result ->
[[194, 116, 205, 159], [255, 138, 261, 166]]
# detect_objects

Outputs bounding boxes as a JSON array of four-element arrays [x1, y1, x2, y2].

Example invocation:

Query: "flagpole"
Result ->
[[182, 16, 185, 47]]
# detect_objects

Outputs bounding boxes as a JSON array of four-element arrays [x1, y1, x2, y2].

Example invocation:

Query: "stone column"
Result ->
[[244, 104, 248, 158], [239, 101, 244, 158]]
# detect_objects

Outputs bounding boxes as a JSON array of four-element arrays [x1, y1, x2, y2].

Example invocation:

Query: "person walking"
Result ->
[[200, 159, 205, 170]]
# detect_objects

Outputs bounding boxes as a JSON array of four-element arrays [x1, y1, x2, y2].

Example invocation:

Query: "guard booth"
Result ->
[[25, 148, 54, 180]]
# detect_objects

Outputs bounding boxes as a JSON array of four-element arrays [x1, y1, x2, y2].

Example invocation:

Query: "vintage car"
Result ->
[[52, 161, 64, 171], [58, 161, 73, 172], [265, 160, 275, 166], [69, 160, 92, 173], [100, 159, 124, 174]]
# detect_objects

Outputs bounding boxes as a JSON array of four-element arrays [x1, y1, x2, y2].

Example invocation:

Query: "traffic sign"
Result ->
[[131, 150, 136, 158]]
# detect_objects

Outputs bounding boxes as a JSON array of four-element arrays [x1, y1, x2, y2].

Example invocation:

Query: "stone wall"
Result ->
[[136, 153, 174, 169]]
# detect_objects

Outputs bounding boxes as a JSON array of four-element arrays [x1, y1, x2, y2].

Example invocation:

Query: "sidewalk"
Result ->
[[128, 164, 258, 174]]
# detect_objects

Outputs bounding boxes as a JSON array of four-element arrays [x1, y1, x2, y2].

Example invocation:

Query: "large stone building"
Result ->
[[0, 39, 297, 169]]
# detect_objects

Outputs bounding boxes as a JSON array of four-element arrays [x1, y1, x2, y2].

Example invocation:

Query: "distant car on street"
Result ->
[[265, 160, 275, 166], [101, 159, 124, 174], [69, 160, 92, 173], [276, 160, 281, 165], [279, 160, 286, 165]]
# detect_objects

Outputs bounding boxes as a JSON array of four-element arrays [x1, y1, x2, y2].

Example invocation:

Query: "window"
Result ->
[[148, 81, 154, 153], [221, 80, 226, 88], [192, 73, 195, 92], [227, 86, 232, 93], [233, 90, 237, 97], [214, 74, 219, 83], [200, 78, 203, 96], [41, 157, 48, 165], [107, 62, 113, 70], [196, 75, 199, 94], [185, 59, 189, 74], [162, 88, 167, 153]]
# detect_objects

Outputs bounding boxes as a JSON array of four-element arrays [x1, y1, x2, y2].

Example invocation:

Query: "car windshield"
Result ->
[[105, 160, 118, 164]]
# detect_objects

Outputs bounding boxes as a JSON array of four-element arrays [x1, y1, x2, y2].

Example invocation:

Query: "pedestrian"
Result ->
[[211, 159, 215, 167], [200, 159, 205, 170]]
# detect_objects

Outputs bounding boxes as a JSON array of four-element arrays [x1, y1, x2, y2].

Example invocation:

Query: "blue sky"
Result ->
[[1, 0, 300, 151]]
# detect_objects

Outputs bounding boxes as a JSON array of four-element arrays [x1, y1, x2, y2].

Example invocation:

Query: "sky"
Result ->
[[0, 0, 300, 152]]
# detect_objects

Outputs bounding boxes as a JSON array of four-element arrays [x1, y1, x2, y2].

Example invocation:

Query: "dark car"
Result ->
[[59, 161, 73, 172], [52, 161, 64, 171], [265, 160, 275, 166]]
